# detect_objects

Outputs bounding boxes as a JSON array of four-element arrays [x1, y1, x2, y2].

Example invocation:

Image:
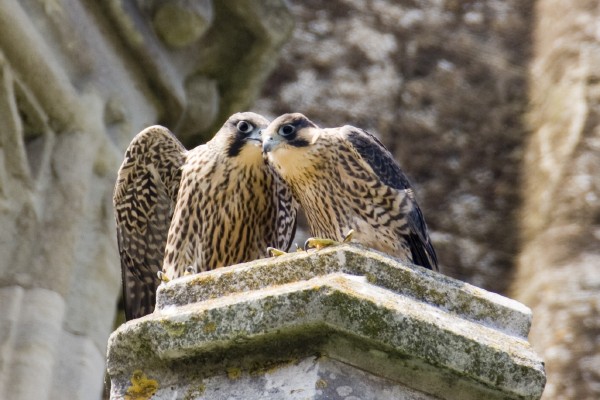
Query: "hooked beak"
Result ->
[[262, 133, 282, 153]]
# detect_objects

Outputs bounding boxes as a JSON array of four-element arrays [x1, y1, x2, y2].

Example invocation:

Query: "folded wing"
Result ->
[[342, 126, 438, 271], [113, 126, 186, 320]]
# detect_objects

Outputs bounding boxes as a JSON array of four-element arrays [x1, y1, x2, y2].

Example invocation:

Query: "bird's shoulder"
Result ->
[[122, 125, 186, 164], [337, 125, 412, 191], [114, 125, 186, 203], [182, 143, 216, 172]]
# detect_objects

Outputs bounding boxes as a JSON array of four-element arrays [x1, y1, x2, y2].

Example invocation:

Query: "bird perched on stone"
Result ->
[[262, 113, 438, 271], [114, 112, 297, 320]]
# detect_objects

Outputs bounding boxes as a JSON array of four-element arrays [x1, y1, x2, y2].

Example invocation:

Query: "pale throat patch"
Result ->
[[267, 144, 319, 178], [237, 140, 264, 165]]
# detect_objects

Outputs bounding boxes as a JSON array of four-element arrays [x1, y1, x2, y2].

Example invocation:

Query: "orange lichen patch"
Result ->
[[125, 370, 159, 400]]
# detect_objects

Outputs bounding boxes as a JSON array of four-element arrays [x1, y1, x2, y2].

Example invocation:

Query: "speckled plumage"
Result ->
[[114, 113, 297, 320], [262, 113, 438, 271]]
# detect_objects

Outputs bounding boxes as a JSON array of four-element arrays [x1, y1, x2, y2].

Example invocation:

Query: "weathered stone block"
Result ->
[[50, 330, 105, 400], [107, 246, 545, 399], [0, 287, 65, 400]]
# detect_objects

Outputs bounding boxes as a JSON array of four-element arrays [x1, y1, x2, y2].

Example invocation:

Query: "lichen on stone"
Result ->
[[183, 383, 206, 400], [203, 321, 217, 334], [159, 319, 187, 337], [316, 378, 328, 388], [226, 367, 241, 380], [125, 370, 159, 400]]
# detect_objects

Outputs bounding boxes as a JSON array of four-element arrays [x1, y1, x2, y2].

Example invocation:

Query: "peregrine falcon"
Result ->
[[262, 113, 438, 271], [114, 112, 297, 320]]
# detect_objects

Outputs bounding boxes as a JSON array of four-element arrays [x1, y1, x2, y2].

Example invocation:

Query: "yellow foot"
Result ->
[[267, 247, 287, 257], [304, 237, 339, 250], [157, 271, 170, 283], [304, 229, 355, 251]]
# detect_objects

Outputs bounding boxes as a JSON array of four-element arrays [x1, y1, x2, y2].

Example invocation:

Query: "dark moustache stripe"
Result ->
[[288, 138, 310, 147]]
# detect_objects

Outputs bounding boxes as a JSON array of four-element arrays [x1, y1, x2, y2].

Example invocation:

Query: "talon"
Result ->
[[268, 246, 287, 257], [304, 230, 354, 251], [304, 237, 340, 251], [343, 229, 354, 243], [184, 266, 196, 276], [157, 271, 170, 283]]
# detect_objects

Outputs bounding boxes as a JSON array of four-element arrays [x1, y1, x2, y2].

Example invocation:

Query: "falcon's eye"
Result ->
[[236, 121, 254, 134], [279, 124, 296, 137]]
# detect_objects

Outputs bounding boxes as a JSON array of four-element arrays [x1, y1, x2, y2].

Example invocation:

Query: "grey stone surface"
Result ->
[[157, 245, 532, 338], [0, 287, 66, 400], [107, 246, 545, 400], [129, 356, 439, 400], [102, 0, 294, 145], [151, 0, 214, 48], [51, 330, 105, 400]]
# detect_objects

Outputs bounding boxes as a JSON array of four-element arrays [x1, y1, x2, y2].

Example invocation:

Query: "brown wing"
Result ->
[[342, 126, 438, 271], [113, 126, 186, 320]]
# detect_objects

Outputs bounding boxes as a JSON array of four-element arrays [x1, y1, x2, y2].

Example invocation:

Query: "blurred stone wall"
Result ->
[[513, 0, 600, 398], [0, 1, 291, 399]]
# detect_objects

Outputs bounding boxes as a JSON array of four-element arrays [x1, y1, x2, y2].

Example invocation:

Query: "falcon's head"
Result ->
[[212, 112, 270, 163], [262, 113, 323, 176]]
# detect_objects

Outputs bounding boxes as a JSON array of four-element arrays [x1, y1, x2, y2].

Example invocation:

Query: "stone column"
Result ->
[[513, 1, 600, 398], [107, 246, 545, 400]]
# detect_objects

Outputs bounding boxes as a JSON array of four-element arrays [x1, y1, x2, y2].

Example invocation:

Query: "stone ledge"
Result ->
[[108, 246, 545, 399], [157, 245, 532, 338]]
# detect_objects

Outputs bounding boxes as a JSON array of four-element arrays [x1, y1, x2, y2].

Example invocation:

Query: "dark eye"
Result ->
[[236, 121, 254, 133], [278, 124, 296, 137]]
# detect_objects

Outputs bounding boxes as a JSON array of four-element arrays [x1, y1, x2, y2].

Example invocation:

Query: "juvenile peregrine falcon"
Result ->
[[114, 112, 297, 320], [262, 113, 438, 271]]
